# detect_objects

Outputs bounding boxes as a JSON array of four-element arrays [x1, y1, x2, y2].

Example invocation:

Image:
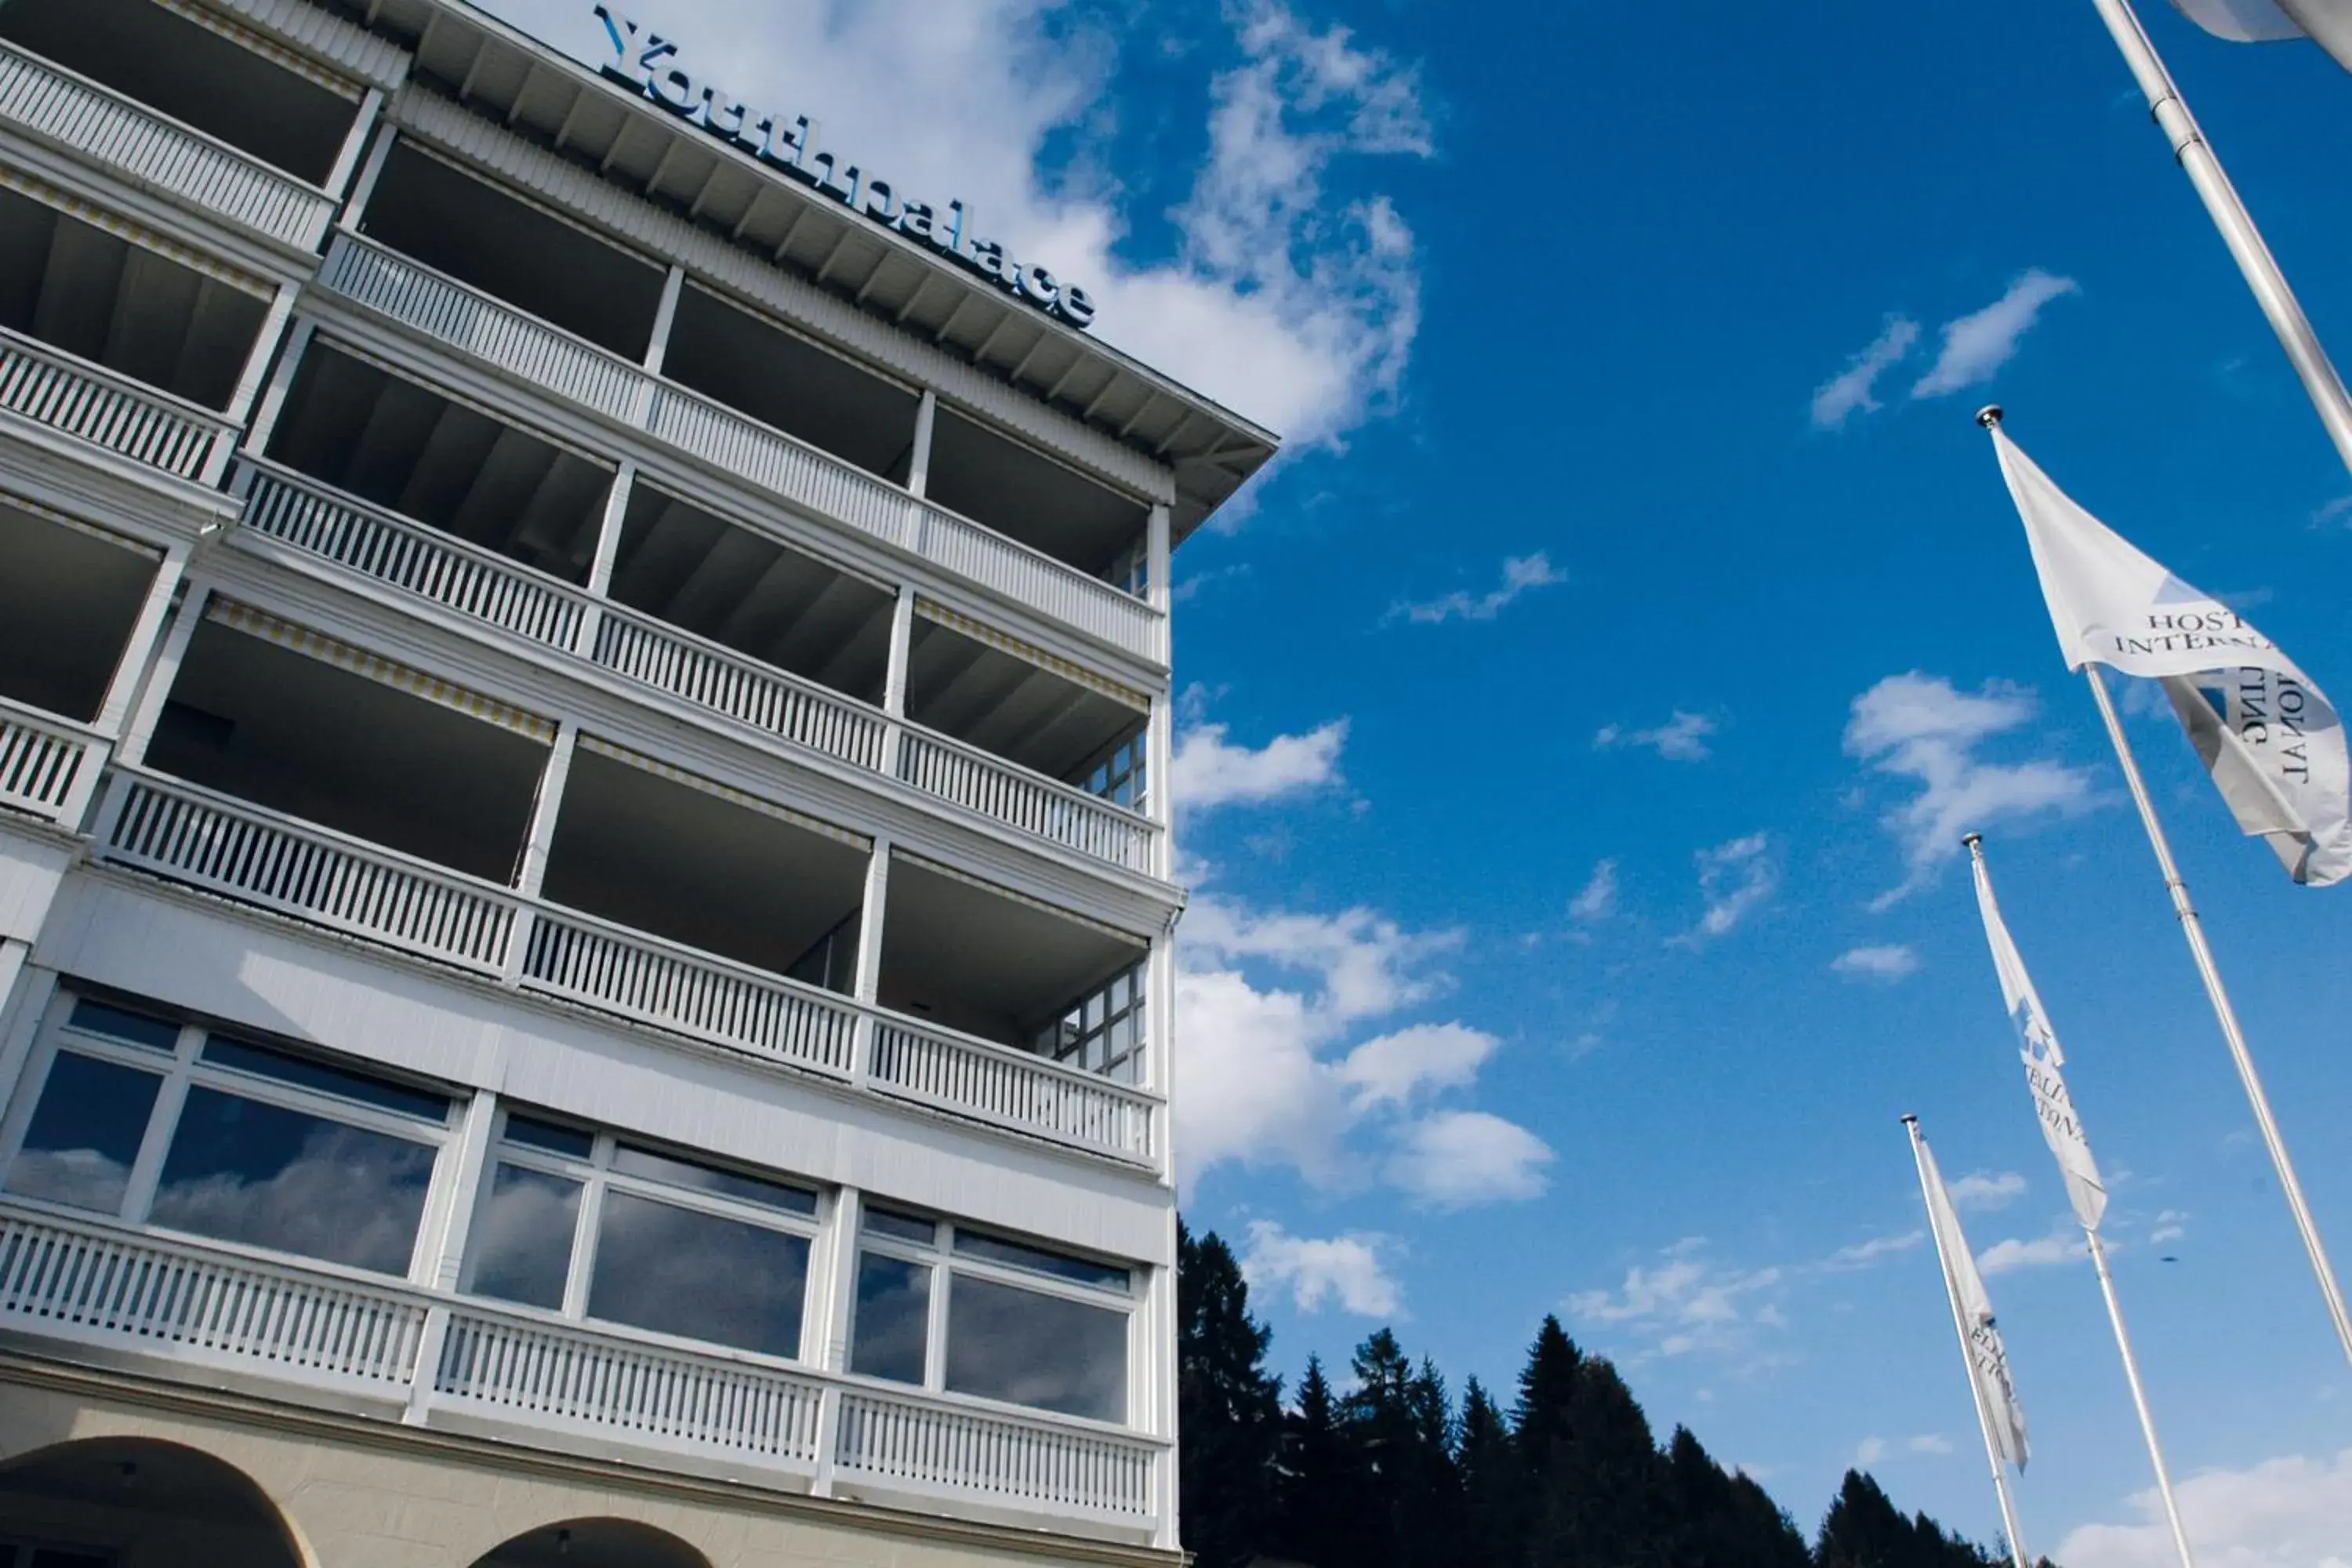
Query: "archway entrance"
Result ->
[[473, 1519, 710, 1568], [0, 1438, 301, 1568]]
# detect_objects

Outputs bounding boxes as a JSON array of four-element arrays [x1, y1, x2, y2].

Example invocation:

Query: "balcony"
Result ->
[[0, 1202, 1164, 1535], [234, 459, 1160, 875], [312, 233, 1168, 663], [90, 767, 1157, 1164], [0, 39, 338, 254]]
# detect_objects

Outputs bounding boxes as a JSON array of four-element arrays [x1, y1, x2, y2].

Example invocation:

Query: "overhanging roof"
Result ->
[[330, 0, 1280, 538]]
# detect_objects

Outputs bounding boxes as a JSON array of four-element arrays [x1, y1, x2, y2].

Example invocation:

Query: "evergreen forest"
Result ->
[[1178, 1225, 2060, 1568]]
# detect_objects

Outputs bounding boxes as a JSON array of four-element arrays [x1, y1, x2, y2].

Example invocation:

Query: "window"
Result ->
[[0, 994, 455, 1279], [849, 1207, 1133, 1425], [1029, 962, 1148, 1084], [1074, 731, 1146, 813], [464, 1111, 819, 1362]]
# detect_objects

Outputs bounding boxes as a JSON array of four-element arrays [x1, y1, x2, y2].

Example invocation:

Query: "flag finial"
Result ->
[[1976, 405, 2005, 430], [1961, 830, 1984, 848]]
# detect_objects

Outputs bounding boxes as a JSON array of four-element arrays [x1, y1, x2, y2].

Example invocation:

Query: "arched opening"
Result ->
[[471, 1519, 712, 1568], [0, 1438, 302, 1568]]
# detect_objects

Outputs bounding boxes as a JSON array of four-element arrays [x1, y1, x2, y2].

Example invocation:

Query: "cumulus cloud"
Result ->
[[1672, 833, 1777, 946], [1389, 552, 1566, 625], [484, 0, 1433, 450], [1854, 1436, 1889, 1467], [1911, 270, 2079, 400], [1811, 314, 1921, 430], [1568, 1238, 1787, 1362], [2060, 1450, 2352, 1568], [1821, 1231, 1926, 1271], [1977, 1225, 2090, 1276], [1845, 672, 2098, 909], [2151, 1209, 2189, 1245], [1831, 944, 1920, 982], [1171, 719, 1348, 811], [1594, 711, 1718, 762], [1570, 858, 1621, 924], [1948, 1171, 2029, 1212], [1384, 1109, 1555, 1207], [1242, 1221, 1403, 1316], [1338, 1022, 1499, 1112]]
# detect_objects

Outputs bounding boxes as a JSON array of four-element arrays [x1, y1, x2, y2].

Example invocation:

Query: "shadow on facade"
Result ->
[[472, 1518, 711, 1568], [0, 1437, 301, 1568]]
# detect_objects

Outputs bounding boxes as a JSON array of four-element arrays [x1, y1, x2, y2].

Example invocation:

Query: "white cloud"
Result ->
[[1911, 269, 2079, 400], [1854, 1436, 1889, 1467], [1171, 719, 1348, 811], [2059, 1450, 2352, 1568], [1338, 1022, 1498, 1111], [1568, 1238, 1786, 1361], [1811, 314, 1921, 430], [1821, 1231, 1926, 1271], [1390, 552, 1566, 625], [1594, 711, 1718, 762], [1832, 944, 1920, 982], [1384, 1109, 1555, 1207], [484, 0, 1432, 452], [1241, 1221, 1404, 1317], [1570, 858, 1621, 924], [1672, 833, 1777, 946], [1978, 1225, 2090, 1276], [1845, 672, 2097, 909], [1948, 1171, 2029, 1212], [2151, 1208, 2189, 1245], [1908, 1433, 1955, 1456]]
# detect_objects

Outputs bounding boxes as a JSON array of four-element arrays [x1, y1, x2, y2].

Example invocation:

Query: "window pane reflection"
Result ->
[[851, 1251, 929, 1385], [468, 1163, 581, 1308], [587, 1190, 808, 1359], [4, 1052, 161, 1212], [946, 1275, 1127, 1422], [150, 1087, 434, 1274]]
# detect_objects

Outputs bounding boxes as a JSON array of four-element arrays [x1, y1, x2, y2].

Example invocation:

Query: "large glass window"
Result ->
[[1028, 961, 1148, 1084], [0, 993, 455, 1279], [848, 1207, 1134, 1425], [464, 1111, 819, 1363]]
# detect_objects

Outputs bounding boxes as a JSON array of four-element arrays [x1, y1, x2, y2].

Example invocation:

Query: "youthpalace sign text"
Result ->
[[593, 5, 1099, 331]]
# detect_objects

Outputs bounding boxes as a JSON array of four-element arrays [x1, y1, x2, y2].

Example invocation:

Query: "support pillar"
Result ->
[[114, 581, 212, 768]]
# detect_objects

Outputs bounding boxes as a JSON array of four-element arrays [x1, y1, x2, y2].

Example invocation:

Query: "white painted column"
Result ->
[[201, 284, 302, 484], [324, 89, 388, 205], [848, 838, 892, 1083], [643, 265, 685, 376], [337, 119, 397, 227], [811, 1185, 864, 1374], [500, 722, 579, 984], [94, 546, 191, 739], [114, 581, 212, 768], [241, 319, 316, 459], [1149, 1214, 1181, 1552], [1145, 502, 1176, 875], [906, 390, 938, 498], [572, 461, 637, 657], [0, 949, 52, 1115], [880, 585, 915, 775], [421, 1087, 500, 1292]]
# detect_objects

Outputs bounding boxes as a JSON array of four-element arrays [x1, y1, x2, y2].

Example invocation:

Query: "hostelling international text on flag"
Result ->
[[1991, 427, 2352, 886]]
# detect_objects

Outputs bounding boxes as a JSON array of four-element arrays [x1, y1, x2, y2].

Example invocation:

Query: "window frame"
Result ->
[[848, 1206, 1138, 1427], [460, 1106, 824, 1362], [0, 989, 460, 1285], [1029, 960, 1148, 1084]]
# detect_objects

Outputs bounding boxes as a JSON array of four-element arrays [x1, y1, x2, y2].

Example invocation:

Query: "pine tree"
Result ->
[[1176, 1223, 1283, 1568], [1273, 1355, 1367, 1566], [1338, 1332, 1461, 1568], [1660, 1426, 1808, 1568], [1455, 1377, 1521, 1568]]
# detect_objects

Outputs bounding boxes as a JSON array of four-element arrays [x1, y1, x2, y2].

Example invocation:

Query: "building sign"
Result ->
[[593, 5, 1098, 331]]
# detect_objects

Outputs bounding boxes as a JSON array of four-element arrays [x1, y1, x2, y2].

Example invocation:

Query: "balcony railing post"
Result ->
[[402, 1302, 452, 1427], [809, 1385, 844, 1497]]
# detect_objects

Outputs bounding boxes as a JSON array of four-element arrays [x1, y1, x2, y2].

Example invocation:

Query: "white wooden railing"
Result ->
[[0, 1207, 427, 1396], [520, 911, 860, 1080], [240, 462, 588, 651], [0, 1203, 1165, 1532], [0, 42, 336, 250], [433, 1305, 826, 1468], [834, 1385, 1158, 1523], [234, 464, 1157, 873], [94, 771, 517, 975], [869, 1016, 1156, 1163], [897, 730, 1154, 875], [89, 774, 1158, 1163], [0, 698, 103, 826], [314, 233, 1166, 662], [0, 324, 235, 481]]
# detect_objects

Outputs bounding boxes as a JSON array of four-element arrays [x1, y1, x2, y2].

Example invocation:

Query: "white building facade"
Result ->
[[0, 2, 1275, 1565]]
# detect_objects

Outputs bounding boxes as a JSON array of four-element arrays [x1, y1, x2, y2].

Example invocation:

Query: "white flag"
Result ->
[[1916, 1126, 2031, 1472], [1971, 847, 2109, 1232], [2171, 0, 2352, 70], [1991, 426, 2352, 887]]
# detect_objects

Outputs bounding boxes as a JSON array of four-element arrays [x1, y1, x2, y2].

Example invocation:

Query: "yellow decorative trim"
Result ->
[[575, 733, 869, 851], [155, 0, 364, 100], [0, 163, 274, 298], [915, 598, 1149, 713], [0, 488, 163, 561], [204, 599, 557, 742]]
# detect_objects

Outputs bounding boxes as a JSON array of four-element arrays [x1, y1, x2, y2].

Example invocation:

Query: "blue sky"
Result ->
[[492, 2, 2352, 1559]]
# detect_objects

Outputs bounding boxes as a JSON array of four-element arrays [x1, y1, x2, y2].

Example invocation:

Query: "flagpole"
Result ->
[[2080, 662, 2352, 1367], [2085, 1225, 2198, 1567], [2087, 0, 2352, 477], [1904, 1116, 2030, 1568]]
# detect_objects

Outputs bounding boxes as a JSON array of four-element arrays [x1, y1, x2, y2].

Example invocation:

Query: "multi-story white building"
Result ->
[[0, 2, 1275, 1564]]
